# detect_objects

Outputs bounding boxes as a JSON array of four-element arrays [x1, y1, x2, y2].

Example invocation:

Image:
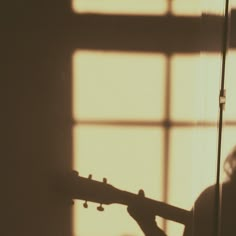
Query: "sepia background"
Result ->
[[72, 1, 236, 236], [1, 1, 236, 236]]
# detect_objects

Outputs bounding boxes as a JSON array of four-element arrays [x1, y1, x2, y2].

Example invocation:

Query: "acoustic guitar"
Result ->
[[62, 171, 191, 225]]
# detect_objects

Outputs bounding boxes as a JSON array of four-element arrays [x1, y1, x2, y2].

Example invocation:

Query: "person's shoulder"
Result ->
[[197, 184, 216, 199], [196, 181, 236, 207], [194, 184, 216, 209]]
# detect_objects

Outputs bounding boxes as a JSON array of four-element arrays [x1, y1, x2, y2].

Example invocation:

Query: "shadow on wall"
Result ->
[[1, 1, 74, 236], [1, 1, 236, 236]]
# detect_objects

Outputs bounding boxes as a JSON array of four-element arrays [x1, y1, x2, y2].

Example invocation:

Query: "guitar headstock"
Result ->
[[64, 171, 123, 208]]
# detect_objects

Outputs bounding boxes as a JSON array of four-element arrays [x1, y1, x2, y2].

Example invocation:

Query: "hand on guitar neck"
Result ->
[[63, 171, 189, 235], [127, 189, 167, 236]]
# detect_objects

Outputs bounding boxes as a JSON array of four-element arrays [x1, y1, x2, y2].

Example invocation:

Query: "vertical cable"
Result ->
[[214, 0, 229, 235]]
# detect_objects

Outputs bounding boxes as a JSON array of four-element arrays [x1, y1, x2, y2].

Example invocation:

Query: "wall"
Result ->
[[1, 2, 73, 235]]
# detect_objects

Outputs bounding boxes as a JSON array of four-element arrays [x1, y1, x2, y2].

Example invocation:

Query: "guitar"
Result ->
[[62, 171, 191, 225]]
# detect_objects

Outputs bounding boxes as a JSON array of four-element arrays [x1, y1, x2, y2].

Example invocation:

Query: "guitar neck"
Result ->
[[114, 189, 191, 225], [67, 173, 192, 225]]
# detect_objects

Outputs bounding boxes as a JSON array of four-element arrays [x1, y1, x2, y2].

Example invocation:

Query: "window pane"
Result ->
[[202, 0, 225, 15], [225, 50, 236, 120], [73, 125, 164, 236], [73, 50, 166, 121], [72, 0, 167, 15], [171, 54, 221, 122], [171, 0, 200, 16], [167, 127, 218, 236], [231, 0, 236, 8]]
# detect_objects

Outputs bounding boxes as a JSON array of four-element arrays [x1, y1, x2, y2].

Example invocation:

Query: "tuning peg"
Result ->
[[83, 201, 88, 208], [66, 199, 74, 206], [103, 178, 107, 184], [138, 189, 145, 197], [88, 174, 92, 179], [72, 170, 79, 176], [97, 204, 104, 211]]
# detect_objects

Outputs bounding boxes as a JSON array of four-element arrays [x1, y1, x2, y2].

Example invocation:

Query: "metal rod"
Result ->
[[214, 1, 230, 236]]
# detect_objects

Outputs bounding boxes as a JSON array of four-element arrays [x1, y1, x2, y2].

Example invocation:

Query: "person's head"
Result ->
[[224, 145, 236, 180]]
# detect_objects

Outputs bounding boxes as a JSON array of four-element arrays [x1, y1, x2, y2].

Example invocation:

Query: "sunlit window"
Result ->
[[73, 126, 164, 236], [171, 53, 221, 122], [71, 1, 236, 236], [72, 51, 166, 236], [72, 0, 168, 15], [224, 50, 236, 120], [171, 0, 200, 16], [72, 50, 231, 236], [73, 51, 166, 121], [201, 0, 226, 15]]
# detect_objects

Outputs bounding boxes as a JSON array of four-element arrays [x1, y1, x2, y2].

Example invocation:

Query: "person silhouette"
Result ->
[[128, 146, 236, 236]]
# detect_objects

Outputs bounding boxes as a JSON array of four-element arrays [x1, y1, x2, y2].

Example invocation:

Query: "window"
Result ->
[[71, 1, 236, 236]]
